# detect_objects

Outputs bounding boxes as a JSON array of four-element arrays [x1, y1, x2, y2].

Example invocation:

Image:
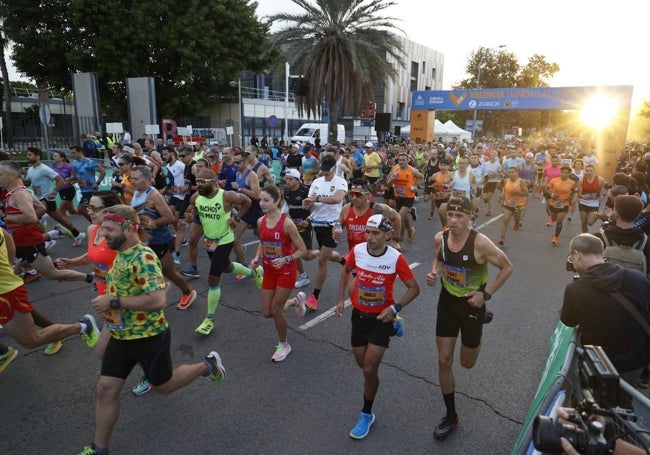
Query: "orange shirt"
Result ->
[[392, 166, 417, 198], [503, 177, 526, 208], [548, 177, 576, 208], [432, 172, 452, 200]]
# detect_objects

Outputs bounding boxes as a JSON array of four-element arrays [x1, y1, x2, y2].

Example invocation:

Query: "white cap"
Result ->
[[285, 168, 301, 180], [365, 141, 374, 148]]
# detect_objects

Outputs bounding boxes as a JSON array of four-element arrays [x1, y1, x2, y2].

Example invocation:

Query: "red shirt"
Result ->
[[344, 204, 374, 249], [2, 186, 44, 247], [259, 213, 296, 275]]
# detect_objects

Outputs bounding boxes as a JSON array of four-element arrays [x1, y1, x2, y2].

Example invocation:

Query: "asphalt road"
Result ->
[[0, 195, 581, 454]]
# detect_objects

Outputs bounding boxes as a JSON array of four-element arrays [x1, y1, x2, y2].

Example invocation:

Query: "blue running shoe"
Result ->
[[349, 412, 375, 439], [393, 316, 404, 337]]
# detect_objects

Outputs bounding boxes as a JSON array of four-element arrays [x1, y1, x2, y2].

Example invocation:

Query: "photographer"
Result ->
[[555, 407, 646, 455], [562, 234, 650, 392]]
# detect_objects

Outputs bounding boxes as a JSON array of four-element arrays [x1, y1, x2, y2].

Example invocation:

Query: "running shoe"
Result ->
[[235, 262, 250, 280], [393, 316, 404, 337], [195, 317, 214, 335], [410, 207, 417, 221], [295, 292, 307, 318], [253, 266, 263, 289], [176, 288, 197, 310], [498, 237, 505, 246], [639, 370, 650, 389], [54, 224, 74, 239], [79, 314, 100, 348], [44, 239, 56, 251], [349, 412, 376, 439], [132, 376, 152, 396], [72, 232, 87, 247], [181, 265, 200, 278], [44, 340, 63, 356], [552, 236, 558, 245], [407, 226, 415, 242], [0, 345, 18, 374], [305, 294, 319, 311], [428, 211, 434, 221], [39, 214, 49, 228], [77, 445, 98, 455], [23, 270, 42, 284], [172, 252, 181, 265], [545, 222, 553, 227], [271, 343, 292, 362], [294, 273, 310, 288], [567, 215, 572, 222], [485, 210, 491, 217], [484, 308, 494, 324], [433, 414, 459, 440], [205, 351, 226, 387]]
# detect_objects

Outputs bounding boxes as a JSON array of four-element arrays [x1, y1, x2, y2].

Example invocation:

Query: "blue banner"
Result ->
[[412, 85, 633, 111]]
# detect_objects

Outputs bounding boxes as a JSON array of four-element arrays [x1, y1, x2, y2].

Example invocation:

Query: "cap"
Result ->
[[437, 143, 445, 149], [320, 154, 336, 172], [365, 141, 374, 148], [446, 197, 474, 216], [366, 214, 393, 232], [285, 168, 301, 180]]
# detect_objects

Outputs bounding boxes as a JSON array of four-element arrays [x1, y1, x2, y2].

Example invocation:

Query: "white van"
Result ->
[[290, 123, 345, 145]]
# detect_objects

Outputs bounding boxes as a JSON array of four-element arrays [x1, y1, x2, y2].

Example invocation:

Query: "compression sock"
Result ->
[[362, 396, 374, 414], [71, 228, 80, 237], [207, 285, 221, 317], [443, 392, 457, 418], [313, 289, 321, 299], [555, 223, 563, 236], [231, 261, 254, 277]]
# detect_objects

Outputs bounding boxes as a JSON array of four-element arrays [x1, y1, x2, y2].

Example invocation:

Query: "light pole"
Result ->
[[284, 62, 302, 145], [472, 44, 505, 141], [229, 78, 242, 146]]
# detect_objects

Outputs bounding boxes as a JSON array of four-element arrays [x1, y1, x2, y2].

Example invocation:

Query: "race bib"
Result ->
[[358, 284, 386, 307], [553, 199, 566, 208], [452, 189, 466, 198], [203, 238, 219, 252], [442, 263, 468, 288], [263, 241, 282, 258], [103, 309, 125, 330], [505, 198, 519, 208]]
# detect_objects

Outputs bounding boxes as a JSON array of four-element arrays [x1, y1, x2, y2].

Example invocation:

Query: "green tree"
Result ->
[[0, 21, 13, 146], [453, 47, 559, 138], [0, 0, 274, 121], [266, 0, 404, 144]]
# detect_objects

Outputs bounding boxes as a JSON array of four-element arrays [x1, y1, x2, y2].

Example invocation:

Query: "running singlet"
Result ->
[[87, 224, 117, 296], [433, 173, 452, 200], [345, 204, 374, 249], [543, 165, 562, 184], [451, 171, 471, 198], [347, 242, 414, 314], [0, 229, 24, 294], [519, 164, 536, 183], [580, 176, 601, 208], [105, 242, 168, 338], [131, 187, 173, 245], [259, 213, 295, 275], [283, 184, 311, 232], [439, 229, 488, 297], [392, 167, 416, 198], [548, 177, 576, 208], [503, 178, 526, 208], [3, 186, 44, 247], [52, 163, 75, 190], [195, 190, 234, 245]]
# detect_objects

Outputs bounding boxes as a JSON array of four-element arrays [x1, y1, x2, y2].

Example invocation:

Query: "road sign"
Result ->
[[267, 115, 279, 128]]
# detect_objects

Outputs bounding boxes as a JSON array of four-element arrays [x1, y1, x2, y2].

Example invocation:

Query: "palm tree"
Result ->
[[267, 0, 404, 144], [0, 22, 12, 148]]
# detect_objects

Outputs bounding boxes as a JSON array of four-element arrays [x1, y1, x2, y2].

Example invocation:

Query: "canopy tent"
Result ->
[[401, 119, 471, 142]]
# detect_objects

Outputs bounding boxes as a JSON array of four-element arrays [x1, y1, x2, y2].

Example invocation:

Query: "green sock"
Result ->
[[207, 285, 221, 316], [231, 262, 253, 277]]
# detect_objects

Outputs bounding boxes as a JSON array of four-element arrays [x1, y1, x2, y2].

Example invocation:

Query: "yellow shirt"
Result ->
[[364, 152, 382, 178], [0, 230, 24, 294]]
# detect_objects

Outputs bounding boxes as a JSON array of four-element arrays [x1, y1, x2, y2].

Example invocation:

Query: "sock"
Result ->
[[47, 229, 59, 239], [443, 392, 456, 418], [86, 273, 94, 283], [313, 289, 321, 299], [202, 359, 214, 377], [231, 261, 253, 277], [79, 322, 88, 335], [207, 285, 221, 316], [91, 443, 110, 455], [71, 228, 80, 237], [555, 223, 563, 236], [362, 396, 374, 414], [279, 340, 288, 346]]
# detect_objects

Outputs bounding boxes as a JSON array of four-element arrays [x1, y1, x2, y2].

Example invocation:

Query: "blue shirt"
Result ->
[[72, 157, 101, 192], [26, 163, 58, 200]]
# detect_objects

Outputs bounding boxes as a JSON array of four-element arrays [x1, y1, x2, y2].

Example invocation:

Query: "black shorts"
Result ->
[[365, 176, 379, 184], [395, 197, 415, 211], [383, 187, 395, 200], [578, 203, 599, 213], [39, 198, 57, 212], [207, 241, 235, 277], [350, 309, 393, 348], [101, 329, 173, 386], [169, 196, 187, 214], [436, 287, 485, 349], [549, 205, 569, 213], [313, 225, 337, 249], [58, 187, 77, 202], [299, 228, 313, 250], [242, 202, 263, 227], [434, 198, 449, 208], [423, 185, 433, 195], [15, 243, 49, 263], [79, 191, 95, 205], [484, 182, 498, 194], [148, 239, 174, 259], [474, 187, 483, 198]]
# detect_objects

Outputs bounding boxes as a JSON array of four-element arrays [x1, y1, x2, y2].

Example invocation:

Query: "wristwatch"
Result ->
[[110, 297, 121, 309], [481, 290, 492, 301], [234, 215, 241, 222], [316, 195, 321, 202], [285, 256, 294, 263], [393, 303, 403, 313]]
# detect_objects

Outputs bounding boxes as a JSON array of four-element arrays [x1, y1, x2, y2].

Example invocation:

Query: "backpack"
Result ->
[[601, 230, 648, 274]]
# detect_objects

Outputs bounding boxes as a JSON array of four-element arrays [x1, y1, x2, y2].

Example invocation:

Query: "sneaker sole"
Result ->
[[207, 351, 226, 385], [181, 272, 201, 278], [349, 413, 376, 439], [176, 291, 197, 310], [44, 340, 63, 355], [0, 347, 18, 374]]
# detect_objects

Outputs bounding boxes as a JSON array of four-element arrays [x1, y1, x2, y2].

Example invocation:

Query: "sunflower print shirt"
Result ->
[[106, 242, 168, 340]]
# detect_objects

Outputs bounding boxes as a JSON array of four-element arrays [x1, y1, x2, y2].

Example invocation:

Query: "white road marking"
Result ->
[[476, 213, 503, 229], [297, 262, 421, 331]]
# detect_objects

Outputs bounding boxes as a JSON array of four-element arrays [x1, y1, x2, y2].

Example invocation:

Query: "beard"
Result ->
[[197, 186, 212, 196], [106, 232, 127, 250]]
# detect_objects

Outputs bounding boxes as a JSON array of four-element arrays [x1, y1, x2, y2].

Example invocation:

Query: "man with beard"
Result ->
[[184, 169, 262, 336], [79, 205, 226, 455]]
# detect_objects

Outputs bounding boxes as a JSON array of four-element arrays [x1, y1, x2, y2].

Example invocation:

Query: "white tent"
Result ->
[[400, 119, 445, 136], [441, 120, 472, 142]]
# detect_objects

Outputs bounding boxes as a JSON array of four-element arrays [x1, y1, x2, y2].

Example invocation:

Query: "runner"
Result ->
[[481, 151, 503, 217], [546, 165, 578, 245], [542, 155, 563, 227], [498, 167, 529, 245], [335, 214, 420, 440], [249, 185, 307, 362], [425, 196, 513, 441], [70, 145, 106, 226], [577, 163, 607, 233], [428, 159, 453, 228]]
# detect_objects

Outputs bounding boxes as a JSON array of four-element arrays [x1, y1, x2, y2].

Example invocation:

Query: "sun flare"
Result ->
[[579, 95, 619, 130]]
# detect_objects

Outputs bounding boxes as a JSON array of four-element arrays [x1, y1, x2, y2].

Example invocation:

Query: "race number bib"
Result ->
[[505, 198, 519, 208], [103, 309, 125, 330], [358, 284, 386, 307], [203, 238, 219, 252], [262, 241, 283, 258], [553, 199, 566, 208], [442, 263, 468, 288]]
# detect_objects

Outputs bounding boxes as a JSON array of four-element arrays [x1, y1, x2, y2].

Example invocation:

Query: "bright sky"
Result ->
[[7, 0, 648, 109], [256, 0, 650, 109]]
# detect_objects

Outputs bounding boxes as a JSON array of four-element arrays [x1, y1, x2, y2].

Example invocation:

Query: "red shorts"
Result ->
[[261, 266, 297, 291], [0, 285, 34, 324]]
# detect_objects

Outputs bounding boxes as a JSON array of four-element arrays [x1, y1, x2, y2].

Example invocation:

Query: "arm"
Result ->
[[225, 191, 252, 219], [149, 191, 177, 227], [92, 288, 167, 313], [95, 166, 106, 188], [377, 276, 420, 323], [2, 228, 16, 265], [52, 174, 65, 193], [335, 261, 354, 316], [425, 232, 444, 286], [241, 170, 261, 200], [466, 233, 514, 308], [5, 190, 38, 224], [319, 188, 347, 205]]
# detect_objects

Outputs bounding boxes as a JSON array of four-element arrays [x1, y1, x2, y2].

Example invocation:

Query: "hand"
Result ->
[[91, 294, 111, 313], [425, 271, 438, 286], [231, 182, 239, 191], [302, 198, 315, 208], [335, 300, 345, 316], [377, 306, 396, 323], [270, 257, 285, 269]]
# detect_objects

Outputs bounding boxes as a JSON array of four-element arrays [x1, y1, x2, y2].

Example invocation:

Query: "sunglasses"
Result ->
[[87, 205, 104, 213], [233, 161, 242, 165], [196, 178, 215, 185], [179, 155, 187, 158], [350, 191, 367, 198], [118, 162, 129, 166]]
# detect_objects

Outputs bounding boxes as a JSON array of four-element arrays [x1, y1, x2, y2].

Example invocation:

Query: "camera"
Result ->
[[533, 411, 608, 455]]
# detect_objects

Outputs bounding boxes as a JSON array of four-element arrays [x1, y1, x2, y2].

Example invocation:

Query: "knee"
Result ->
[[96, 380, 121, 401], [460, 358, 477, 369], [438, 355, 453, 370], [361, 363, 379, 379]]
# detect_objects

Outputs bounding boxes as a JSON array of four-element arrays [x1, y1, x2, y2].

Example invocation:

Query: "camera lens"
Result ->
[[532, 416, 587, 454]]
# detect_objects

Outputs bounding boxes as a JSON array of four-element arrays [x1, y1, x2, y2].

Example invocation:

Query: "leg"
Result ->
[[188, 221, 202, 268], [232, 221, 249, 264], [31, 251, 89, 281], [160, 250, 190, 294], [436, 336, 458, 395], [4, 312, 81, 349], [500, 207, 512, 239], [352, 344, 386, 403], [93, 375, 126, 448]]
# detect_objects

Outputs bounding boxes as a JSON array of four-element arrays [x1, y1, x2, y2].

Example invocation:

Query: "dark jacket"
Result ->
[[561, 262, 650, 372]]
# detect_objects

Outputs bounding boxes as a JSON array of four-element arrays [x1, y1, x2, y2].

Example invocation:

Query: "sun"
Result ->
[[579, 94, 619, 130]]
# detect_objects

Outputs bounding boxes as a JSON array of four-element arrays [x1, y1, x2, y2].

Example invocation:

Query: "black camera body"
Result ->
[[533, 411, 609, 455]]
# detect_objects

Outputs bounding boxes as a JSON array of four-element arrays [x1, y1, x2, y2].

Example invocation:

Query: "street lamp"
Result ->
[[284, 62, 303, 144], [229, 78, 242, 146], [472, 44, 506, 141]]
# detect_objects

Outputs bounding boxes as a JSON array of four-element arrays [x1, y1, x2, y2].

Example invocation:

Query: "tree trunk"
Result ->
[[328, 98, 338, 146], [0, 33, 13, 148]]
